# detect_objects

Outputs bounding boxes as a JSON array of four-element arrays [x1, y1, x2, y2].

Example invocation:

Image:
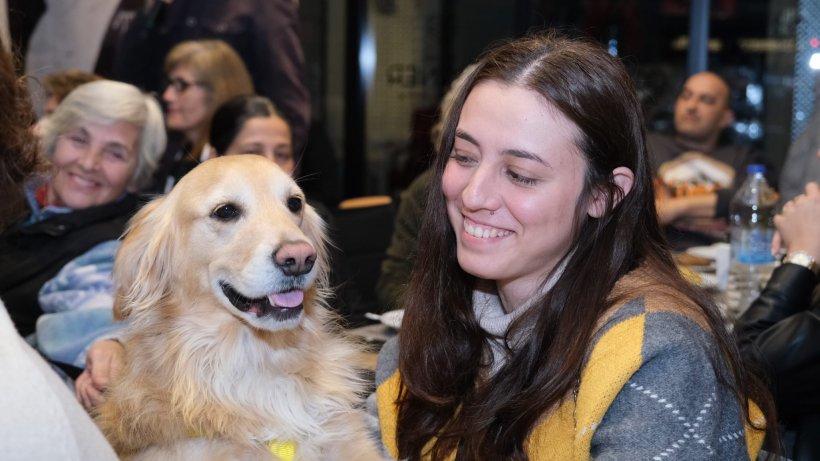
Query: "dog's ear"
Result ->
[[302, 204, 331, 289], [113, 195, 177, 320]]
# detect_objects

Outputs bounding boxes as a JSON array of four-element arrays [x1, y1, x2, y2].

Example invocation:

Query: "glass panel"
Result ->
[[313, 0, 800, 196], [362, 0, 442, 194]]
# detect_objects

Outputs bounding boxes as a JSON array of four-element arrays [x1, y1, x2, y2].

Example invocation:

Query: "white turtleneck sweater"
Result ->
[[473, 262, 565, 376]]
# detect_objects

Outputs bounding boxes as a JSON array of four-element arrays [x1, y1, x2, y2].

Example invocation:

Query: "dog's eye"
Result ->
[[211, 203, 242, 221], [287, 196, 303, 213]]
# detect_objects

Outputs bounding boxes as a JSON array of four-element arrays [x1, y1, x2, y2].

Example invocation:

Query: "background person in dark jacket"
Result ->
[[735, 181, 820, 457], [0, 80, 166, 337]]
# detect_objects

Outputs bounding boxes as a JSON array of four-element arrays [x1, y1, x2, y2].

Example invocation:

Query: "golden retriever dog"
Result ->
[[94, 156, 384, 461]]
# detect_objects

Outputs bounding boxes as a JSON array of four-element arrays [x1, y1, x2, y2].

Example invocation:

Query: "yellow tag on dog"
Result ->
[[269, 439, 296, 460]]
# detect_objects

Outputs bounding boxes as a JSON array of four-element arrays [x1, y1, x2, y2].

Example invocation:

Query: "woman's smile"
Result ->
[[67, 171, 101, 189], [462, 216, 512, 239]]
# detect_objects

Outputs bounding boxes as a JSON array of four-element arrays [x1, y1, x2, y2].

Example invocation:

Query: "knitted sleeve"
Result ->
[[590, 312, 754, 460], [35, 240, 126, 367]]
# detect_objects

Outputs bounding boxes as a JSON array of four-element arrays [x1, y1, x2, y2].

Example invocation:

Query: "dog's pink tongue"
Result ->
[[269, 290, 304, 308]]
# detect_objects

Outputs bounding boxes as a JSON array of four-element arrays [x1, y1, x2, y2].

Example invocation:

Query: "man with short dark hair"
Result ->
[[650, 71, 768, 250]]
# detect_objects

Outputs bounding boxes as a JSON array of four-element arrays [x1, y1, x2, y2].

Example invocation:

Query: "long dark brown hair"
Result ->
[[0, 41, 41, 231], [396, 32, 778, 460]]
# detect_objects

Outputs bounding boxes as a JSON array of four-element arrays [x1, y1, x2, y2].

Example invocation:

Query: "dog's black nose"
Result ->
[[274, 242, 316, 276]]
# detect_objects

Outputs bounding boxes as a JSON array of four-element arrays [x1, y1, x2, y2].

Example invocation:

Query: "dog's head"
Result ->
[[113, 155, 329, 332]]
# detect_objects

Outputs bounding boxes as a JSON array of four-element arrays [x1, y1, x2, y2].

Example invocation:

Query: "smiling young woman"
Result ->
[[373, 32, 780, 460]]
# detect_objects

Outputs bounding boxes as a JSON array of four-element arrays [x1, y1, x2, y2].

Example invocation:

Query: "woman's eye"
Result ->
[[508, 170, 538, 186], [287, 196, 303, 213], [103, 148, 128, 161], [69, 136, 88, 146], [449, 151, 475, 165], [211, 203, 242, 221]]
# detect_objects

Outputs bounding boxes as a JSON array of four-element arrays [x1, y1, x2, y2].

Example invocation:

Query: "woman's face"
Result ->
[[223, 115, 294, 175], [442, 80, 592, 310], [163, 66, 210, 141], [48, 120, 140, 210]]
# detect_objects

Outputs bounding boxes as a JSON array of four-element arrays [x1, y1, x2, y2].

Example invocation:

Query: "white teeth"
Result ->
[[72, 175, 97, 187], [464, 221, 510, 239]]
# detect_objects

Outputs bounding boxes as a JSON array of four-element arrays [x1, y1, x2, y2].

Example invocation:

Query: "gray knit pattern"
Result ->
[[589, 300, 754, 460], [374, 298, 758, 460]]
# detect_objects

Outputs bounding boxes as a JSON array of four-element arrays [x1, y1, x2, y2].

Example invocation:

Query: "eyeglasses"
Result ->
[[164, 77, 206, 93]]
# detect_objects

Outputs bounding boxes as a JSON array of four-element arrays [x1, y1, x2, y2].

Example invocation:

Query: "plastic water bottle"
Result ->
[[727, 164, 778, 317]]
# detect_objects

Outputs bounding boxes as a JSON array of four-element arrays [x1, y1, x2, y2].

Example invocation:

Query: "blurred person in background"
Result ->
[[104, 0, 311, 156], [0, 80, 165, 350], [778, 107, 820, 205], [151, 39, 253, 193], [208, 94, 294, 174], [735, 182, 820, 459], [375, 64, 476, 313], [649, 71, 769, 250], [31, 70, 104, 136], [40, 70, 103, 117]]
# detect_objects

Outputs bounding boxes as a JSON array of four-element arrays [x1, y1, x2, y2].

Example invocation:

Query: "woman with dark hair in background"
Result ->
[[209, 94, 294, 173], [209, 94, 362, 323], [374, 33, 779, 460]]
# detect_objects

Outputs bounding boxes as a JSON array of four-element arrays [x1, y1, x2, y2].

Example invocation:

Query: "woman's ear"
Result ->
[[587, 166, 635, 218]]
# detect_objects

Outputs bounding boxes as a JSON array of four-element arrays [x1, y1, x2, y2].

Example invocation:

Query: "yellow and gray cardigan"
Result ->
[[375, 284, 765, 460]]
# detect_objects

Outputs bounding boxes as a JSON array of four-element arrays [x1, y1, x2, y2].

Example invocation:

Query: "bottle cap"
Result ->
[[746, 164, 766, 174]]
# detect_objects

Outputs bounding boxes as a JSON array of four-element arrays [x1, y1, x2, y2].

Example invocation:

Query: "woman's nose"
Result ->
[[461, 165, 499, 212], [162, 86, 175, 103], [77, 146, 102, 170]]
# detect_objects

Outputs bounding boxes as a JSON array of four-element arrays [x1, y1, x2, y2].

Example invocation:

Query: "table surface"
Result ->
[[347, 322, 397, 370]]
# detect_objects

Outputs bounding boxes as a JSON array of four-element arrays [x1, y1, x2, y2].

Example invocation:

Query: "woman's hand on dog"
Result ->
[[76, 339, 125, 410]]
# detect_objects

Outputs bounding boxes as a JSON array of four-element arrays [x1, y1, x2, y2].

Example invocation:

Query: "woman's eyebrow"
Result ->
[[68, 127, 90, 137], [455, 129, 479, 147], [456, 129, 549, 166], [104, 141, 133, 153], [502, 148, 547, 166]]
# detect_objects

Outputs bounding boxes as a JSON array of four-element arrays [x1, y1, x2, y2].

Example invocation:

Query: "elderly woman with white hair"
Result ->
[[0, 80, 165, 368]]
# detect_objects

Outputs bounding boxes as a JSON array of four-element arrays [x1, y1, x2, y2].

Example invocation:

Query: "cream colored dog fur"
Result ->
[[94, 156, 383, 461]]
